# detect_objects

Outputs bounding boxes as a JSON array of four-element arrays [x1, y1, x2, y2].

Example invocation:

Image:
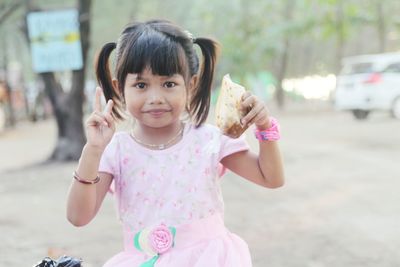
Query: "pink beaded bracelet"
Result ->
[[254, 117, 281, 141], [73, 171, 100, 185]]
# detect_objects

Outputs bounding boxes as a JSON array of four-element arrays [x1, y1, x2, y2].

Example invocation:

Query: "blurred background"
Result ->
[[2, 0, 400, 134], [0, 0, 399, 266]]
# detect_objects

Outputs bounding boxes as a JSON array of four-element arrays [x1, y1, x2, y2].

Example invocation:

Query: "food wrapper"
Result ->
[[215, 74, 250, 138]]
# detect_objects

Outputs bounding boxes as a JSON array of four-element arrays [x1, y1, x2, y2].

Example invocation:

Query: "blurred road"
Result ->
[[0, 107, 399, 266]]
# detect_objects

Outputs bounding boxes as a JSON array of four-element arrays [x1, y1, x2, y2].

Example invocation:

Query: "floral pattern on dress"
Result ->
[[99, 124, 249, 232]]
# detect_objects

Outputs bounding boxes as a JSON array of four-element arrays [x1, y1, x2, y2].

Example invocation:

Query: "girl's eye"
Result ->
[[164, 82, 176, 88], [135, 83, 146, 89]]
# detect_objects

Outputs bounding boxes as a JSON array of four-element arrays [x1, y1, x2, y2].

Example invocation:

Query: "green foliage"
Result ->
[[1, 0, 400, 85]]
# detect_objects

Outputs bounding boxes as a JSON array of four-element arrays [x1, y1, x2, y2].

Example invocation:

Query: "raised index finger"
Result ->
[[94, 87, 102, 112]]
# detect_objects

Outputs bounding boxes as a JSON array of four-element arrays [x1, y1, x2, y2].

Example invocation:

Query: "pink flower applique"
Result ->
[[134, 224, 176, 257], [149, 225, 175, 254]]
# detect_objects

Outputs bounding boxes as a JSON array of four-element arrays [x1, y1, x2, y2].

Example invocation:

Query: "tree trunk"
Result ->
[[275, 0, 294, 109], [376, 2, 386, 53], [39, 71, 85, 161], [276, 37, 290, 109], [1, 39, 16, 127], [24, 0, 92, 161], [3, 80, 16, 127], [49, 0, 91, 161], [335, 0, 345, 74]]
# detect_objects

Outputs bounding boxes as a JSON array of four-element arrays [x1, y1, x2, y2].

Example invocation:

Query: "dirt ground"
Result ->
[[1, 104, 399, 267]]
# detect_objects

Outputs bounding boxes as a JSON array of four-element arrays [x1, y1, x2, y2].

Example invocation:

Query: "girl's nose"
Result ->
[[148, 89, 165, 104]]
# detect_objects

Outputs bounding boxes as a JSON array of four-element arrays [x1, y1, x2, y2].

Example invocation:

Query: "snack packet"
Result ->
[[215, 74, 250, 138]]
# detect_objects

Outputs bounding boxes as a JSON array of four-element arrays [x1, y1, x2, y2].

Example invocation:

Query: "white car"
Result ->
[[334, 52, 400, 119]]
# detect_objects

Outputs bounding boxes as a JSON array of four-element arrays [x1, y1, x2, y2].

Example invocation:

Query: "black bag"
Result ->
[[34, 255, 82, 267]]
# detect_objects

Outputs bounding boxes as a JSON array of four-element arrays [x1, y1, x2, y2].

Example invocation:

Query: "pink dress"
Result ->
[[99, 123, 252, 267]]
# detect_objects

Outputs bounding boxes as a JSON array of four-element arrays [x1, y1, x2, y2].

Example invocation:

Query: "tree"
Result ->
[[0, 1, 24, 128], [24, 0, 92, 161], [275, 0, 295, 109], [375, 1, 387, 52]]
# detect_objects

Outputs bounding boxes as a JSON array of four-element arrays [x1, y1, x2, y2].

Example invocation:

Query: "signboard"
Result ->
[[27, 9, 83, 73]]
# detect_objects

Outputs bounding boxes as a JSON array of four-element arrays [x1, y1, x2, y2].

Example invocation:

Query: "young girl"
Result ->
[[67, 19, 284, 267]]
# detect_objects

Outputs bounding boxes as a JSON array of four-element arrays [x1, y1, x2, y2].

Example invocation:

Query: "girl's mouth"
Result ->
[[146, 109, 170, 117]]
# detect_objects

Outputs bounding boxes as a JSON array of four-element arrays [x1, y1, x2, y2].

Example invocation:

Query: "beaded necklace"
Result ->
[[130, 123, 184, 150]]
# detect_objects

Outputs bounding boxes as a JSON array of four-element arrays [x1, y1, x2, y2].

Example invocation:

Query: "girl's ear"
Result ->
[[189, 75, 198, 91], [112, 78, 121, 96], [186, 75, 198, 112]]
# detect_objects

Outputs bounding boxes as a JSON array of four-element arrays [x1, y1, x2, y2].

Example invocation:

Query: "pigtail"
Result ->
[[190, 38, 219, 127], [95, 42, 124, 119]]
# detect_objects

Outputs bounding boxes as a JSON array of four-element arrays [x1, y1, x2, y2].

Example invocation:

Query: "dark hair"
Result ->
[[95, 19, 219, 127]]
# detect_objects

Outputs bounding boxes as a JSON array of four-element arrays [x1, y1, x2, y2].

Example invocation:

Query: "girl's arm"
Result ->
[[66, 145, 113, 226], [66, 88, 116, 226], [220, 92, 284, 188]]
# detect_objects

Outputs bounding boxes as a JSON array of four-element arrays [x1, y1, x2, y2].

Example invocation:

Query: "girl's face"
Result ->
[[123, 68, 189, 129]]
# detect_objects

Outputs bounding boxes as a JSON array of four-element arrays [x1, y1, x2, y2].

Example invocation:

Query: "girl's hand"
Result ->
[[240, 92, 271, 130], [85, 87, 115, 150]]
